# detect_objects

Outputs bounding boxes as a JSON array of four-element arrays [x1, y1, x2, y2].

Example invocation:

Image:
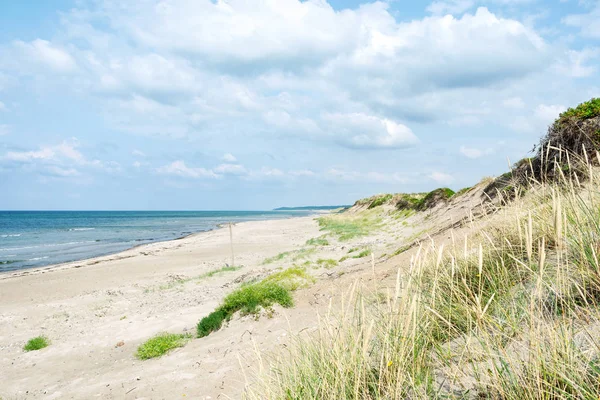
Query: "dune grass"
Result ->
[[305, 236, 329, 246], [262, 248, 316, 265], [158, 265, 242, 290], [136, 332, 191, 360], [316, 258, 338, 269], [317, 212, 381, 241], [248, 150, 600, 399], [197, 267, 314, 338], [23, 336, 49, 352], [352, 249, 372, 259]]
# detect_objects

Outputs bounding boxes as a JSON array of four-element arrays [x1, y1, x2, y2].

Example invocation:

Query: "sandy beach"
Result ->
[[0, 215, 326, 399], [0, 187, 485, 400]]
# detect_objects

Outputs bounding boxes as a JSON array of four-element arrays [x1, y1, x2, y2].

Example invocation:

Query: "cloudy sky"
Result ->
[[0, 0, 598, 210]]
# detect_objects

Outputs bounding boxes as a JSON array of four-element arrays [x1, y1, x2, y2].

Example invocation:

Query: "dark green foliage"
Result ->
[[23, 336, 49, 352], [368, 194, 393, 209], [558, 98, 600, 123], [352, 249, 372, 258]]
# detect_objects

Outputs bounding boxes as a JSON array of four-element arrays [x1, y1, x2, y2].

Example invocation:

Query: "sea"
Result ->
[[0, 210, 312, 273]]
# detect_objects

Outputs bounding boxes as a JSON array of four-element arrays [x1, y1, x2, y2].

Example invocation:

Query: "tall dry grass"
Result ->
[[246, 151, 600, 399]]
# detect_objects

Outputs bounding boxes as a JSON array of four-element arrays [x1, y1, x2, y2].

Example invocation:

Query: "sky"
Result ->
[[0, 0, 599, 210]]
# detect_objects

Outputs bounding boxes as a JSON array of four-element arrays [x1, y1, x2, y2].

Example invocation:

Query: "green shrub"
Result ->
[[558, 98, 600, 123], [197, 267, 313, 338], [136, 333, 190, 360], [368, 194, 393, 209], [23, 336, 49, 352]]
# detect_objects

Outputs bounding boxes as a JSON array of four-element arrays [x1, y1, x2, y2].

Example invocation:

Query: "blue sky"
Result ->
[[0, 0, 599, 210]]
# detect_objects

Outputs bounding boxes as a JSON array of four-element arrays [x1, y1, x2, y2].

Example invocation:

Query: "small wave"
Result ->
[[0, 240, 97, 252], [0, 260, 21, 265], [1, 234, 22, 238], [28, 256, 49, 261], [68, 228, 96, 231]]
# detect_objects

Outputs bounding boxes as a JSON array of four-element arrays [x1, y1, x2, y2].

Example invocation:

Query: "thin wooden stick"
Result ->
[[229, 222, 235, 267]]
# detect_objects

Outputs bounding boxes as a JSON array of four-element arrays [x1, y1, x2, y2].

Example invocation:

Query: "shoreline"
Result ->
[[0, 212, 318, 280], [0, 214, 328, 399]]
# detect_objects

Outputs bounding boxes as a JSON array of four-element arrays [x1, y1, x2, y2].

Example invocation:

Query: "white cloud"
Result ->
[[1, 139, 119, 175], [427, 0, 475, 15], [222, 153, 237, 162], [14, 39, 77, 72], [0, 101, 5, 111], [428, 171, 455, 184], [563, 4, 600, 38], [554, 48, 600, 78], [510, 104, 567, 134], [156, 160, 219, 179], [132, 149, 146, 157], [213, 163, 247, 175], [45, 166, 81, 177], [534, 104, 566, 123], [459, 145, 494, 159], [0, 125, 9, 136], [503, 97, 525, 109], [323, 113, 418, 149], [1, 2, 552, 149]]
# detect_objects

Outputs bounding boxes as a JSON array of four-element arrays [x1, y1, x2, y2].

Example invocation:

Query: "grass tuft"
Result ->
[[306, 236, 330, 246], [136, 332, 190, 360], [23, 336, 49, 352], [317, 212, 381, 241], [197, 267, 313, 338]]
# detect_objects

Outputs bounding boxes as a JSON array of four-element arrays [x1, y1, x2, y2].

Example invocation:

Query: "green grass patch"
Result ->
[[136, 332, 191, 360], [197, 267, 313, 338], [306, 236, 330, 246], [201, 265, 241, 278], [352, 249, 372, 259], [368, 194, 393, 209], [263, 248, 316, 265], [262, 251, 292, 265], [23, 336, 49, 352], [316, 258, 338, 269], [317, 213, 381, 241], [455, 186, 473, 197], [159, 265, 242, 290], [392, 245, 411, 256]]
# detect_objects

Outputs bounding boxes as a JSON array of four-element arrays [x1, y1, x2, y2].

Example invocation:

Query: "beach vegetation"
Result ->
[[197, 267, 313, 338], [352, 249, 372, 259], [317, 212, 382, 241], [305, 236, 329, 246], [23, 336, 49, 352], [248, 133, 600, 399], [262, 248, 316, 265], [136, 332, 191, 360], [367, 194, 393, 209], [316, 258, 338, 269], [158, 265, 242, 290]]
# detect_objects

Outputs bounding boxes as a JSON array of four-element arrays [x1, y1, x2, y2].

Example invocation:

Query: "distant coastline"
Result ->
[[273, 205, 349, 211]]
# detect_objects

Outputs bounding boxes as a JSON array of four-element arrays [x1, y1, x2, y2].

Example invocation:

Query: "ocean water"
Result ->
[[0, 210, 311, 273]]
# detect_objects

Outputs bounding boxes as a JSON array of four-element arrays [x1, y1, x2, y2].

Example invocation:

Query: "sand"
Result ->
[[0, 190, 485, 399]]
